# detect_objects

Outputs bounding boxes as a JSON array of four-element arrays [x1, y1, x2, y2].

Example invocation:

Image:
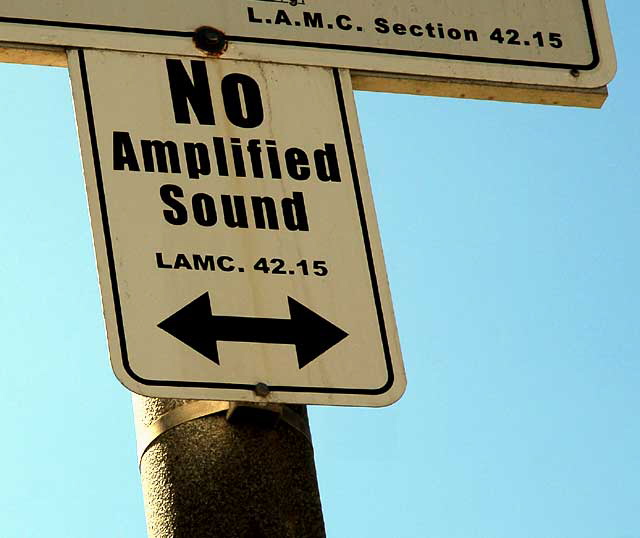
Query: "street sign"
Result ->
[[2, 1, 616, 106], [68, 48, 406, 406]]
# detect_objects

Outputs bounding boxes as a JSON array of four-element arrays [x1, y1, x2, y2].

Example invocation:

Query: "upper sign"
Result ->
[[1, 1, 616, 95], [68, 48, 406, 406]]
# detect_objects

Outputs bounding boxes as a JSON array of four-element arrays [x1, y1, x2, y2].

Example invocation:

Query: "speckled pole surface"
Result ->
[[132, 395, 326, 538]]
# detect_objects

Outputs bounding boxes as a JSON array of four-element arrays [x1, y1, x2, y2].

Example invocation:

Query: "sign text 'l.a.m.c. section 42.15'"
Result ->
[[67, 49, 406, 407]]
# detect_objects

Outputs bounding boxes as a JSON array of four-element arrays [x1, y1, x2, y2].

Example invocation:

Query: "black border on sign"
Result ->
[[6, 0, 600, 71], [78, 50, 395, 396]]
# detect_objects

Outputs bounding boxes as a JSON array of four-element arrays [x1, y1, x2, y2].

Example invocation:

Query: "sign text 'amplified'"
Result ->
[[68, 49, 405, 406]]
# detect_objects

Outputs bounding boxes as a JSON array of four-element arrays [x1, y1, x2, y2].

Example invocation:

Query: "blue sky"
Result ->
[[0, 2, 638, 537]]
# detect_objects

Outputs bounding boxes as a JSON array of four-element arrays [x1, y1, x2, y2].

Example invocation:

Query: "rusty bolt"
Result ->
[[255, 383, 271, 397], [194, 26, 227, 54]]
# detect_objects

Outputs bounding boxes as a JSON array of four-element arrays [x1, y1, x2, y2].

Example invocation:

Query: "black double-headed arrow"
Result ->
[[158, 292, 348, 369]]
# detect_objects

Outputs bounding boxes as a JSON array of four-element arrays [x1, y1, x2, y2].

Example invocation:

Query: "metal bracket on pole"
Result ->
[[226, 402, 312, 442], [136, 400, 312, 466]]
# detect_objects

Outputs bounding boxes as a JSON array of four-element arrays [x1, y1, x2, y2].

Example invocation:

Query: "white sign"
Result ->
[[68, 49, 406, 406], [1, 1, 616, 95]]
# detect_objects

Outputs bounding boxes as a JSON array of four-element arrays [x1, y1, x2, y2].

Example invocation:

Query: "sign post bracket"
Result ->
[[133, 394, 326, 537]]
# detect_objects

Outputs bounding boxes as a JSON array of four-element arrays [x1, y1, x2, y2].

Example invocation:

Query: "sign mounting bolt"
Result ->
[[194, 26, 227, 54], [570, 69, 580, 78], [255, 383, 271, 397]]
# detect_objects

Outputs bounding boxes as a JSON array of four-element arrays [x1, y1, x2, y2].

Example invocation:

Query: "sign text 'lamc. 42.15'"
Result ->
[[67, 49, 406, 406], [0, 0, 616, 105]]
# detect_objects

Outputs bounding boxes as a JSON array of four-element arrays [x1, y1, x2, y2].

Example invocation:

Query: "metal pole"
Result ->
[[132, 395, 326, 538]]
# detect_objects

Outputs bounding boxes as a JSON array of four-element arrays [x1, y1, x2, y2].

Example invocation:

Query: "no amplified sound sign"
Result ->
[[68, 48, 406, 406]]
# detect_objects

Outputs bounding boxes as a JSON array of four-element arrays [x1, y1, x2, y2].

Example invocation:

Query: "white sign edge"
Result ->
[[0, 0, 617, 92]]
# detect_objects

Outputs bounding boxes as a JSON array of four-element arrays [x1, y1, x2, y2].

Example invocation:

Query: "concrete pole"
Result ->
[[132, 395, 326, 538]]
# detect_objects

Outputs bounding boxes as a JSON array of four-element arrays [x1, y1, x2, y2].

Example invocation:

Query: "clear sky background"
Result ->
[[0, 2, 637, 537]]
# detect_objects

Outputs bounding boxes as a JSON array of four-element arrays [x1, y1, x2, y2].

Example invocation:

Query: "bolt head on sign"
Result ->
[[68, 49, 406, 407]]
